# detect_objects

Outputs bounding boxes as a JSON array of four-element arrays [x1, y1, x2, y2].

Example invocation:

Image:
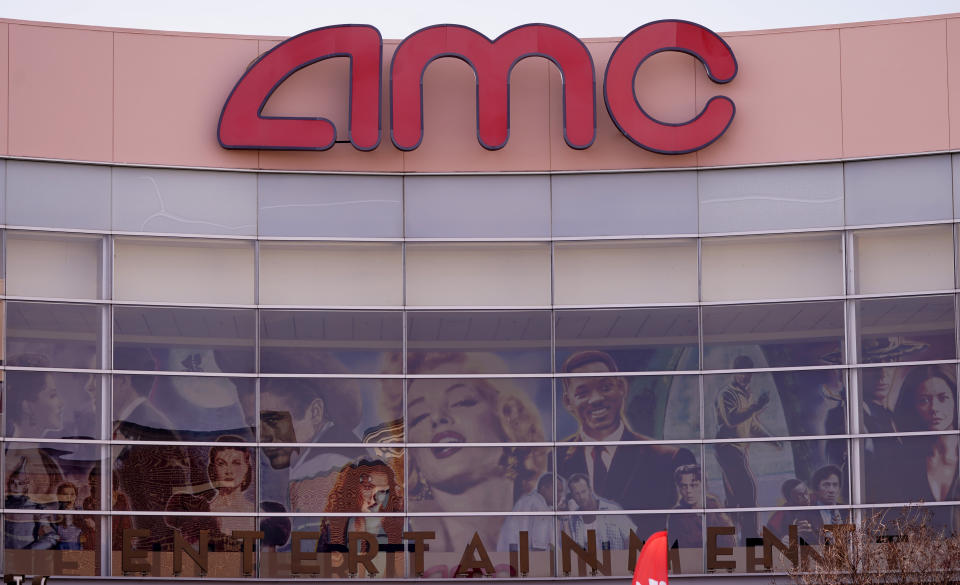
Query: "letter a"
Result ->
[[633, 531, 668, 585]]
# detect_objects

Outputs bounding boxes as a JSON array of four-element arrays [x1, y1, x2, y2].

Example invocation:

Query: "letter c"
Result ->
[[604, 20, 737, 154]]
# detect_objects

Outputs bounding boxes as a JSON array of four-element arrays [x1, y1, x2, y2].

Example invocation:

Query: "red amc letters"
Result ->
[[218, 20, 737, 155]]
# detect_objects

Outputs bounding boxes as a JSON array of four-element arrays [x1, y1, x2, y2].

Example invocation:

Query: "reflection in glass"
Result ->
[[260, 310, 402, 375], [113, 375, 253, 442], [555, 307, 699, 372], [113, 305, 256, 373], [857, 295, 956, 364], [7, 301, 100, 369], [406, 311, 551, 374], [703, 301, 844, 370], [6, 369, 100, 440]]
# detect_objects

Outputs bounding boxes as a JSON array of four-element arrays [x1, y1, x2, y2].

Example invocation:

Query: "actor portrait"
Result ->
[[558, 350, 695, 540]]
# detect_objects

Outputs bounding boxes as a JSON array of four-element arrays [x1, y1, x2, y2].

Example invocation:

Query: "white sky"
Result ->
[[3, 0, 960, 39]]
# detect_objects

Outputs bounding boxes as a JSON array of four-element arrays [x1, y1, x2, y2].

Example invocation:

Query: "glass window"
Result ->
[[554, 239, 699, 305], [5, 442, 101, 509], [7, 370, 101, 440], [113, 237, 254, 304], [259, 242, 402, 306], [260, 377, 402, 445], [260, 310, 402, 375], [701, 233, 843, 302], [406, 311, 551, 374], [405, 243, 551, 307], [7, 301, 101, 368], [854, 225, 955, 294], [556, 374, 699, 441], [258, 448, 403, 517], [704, 370, 847, 439], [113, 443, 256, 513], [6, 232, 102, 299], [408, 446, 550, 513], [856, 295, 956, 363], [857, 364, 957, 435], [407, 377, 551, 442], [114, 306, 256, 373], [5, 513, 100, 575], [556, 307, 699, 372], [703, 440, 849, 513], [703, 301, 845, 370], [862, 435, 959, 505], [113, 375, 254, 442]]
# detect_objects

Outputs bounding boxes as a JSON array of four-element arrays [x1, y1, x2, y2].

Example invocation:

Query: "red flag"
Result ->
[[632, 531, 668, 585]]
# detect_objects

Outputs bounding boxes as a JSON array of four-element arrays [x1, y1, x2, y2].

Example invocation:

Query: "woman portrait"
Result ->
[[892, 365, 958, 516], [321, 459, 403, 551], [7, 354, 63, 438], [405, 352, 548, 552], [207, 437, 255, 534]]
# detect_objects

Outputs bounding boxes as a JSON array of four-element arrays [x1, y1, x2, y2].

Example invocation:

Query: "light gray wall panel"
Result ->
[[552, 172, 698, 237], [699, 163, 843, 233], [953, 153, 960, 219], [404, 175, 550, 238], [259, 174, 402, 238], [845, 154, 953, 226], [0, 160, 5, 225], [112, 167, 257, 235], [6, 160, 110, 230]]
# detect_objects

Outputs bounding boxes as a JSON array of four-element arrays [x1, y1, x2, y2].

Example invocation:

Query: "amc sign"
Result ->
[[218, 20, 737, 155]]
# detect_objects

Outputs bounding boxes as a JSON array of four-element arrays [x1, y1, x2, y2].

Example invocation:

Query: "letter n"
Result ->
[[219, 25, 382, 150]]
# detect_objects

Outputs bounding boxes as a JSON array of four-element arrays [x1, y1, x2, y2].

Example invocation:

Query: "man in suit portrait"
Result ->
[[558, 350, 695, 541]]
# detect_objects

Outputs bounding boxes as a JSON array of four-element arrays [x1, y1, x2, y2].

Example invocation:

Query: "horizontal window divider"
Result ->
[[846, 288, 960, 299], [10, 363, 955, 378], [405, 305, 555, 310], [853, 358, 960, 369], [257, 236, 405, 242], [258, 372, 405, 379], [257, 305, 404, 310], [405, 237, 553, 243], [14, 505, 960, 518], [3, 147, 957, 176], [5, 434, 957, 447], [108, 299, 260, 309], [404, 373, 551, 379]]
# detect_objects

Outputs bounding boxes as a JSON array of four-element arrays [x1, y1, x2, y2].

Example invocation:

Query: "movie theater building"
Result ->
[[0, 10, 959, 583]]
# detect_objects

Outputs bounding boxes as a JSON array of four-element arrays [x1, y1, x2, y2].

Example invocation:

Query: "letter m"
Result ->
[[219, 25, 382, 150], [391, 24, 595, 151]]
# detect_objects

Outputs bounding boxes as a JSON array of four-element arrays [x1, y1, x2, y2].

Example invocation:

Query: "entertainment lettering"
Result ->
[[218, 20, 737, 154], [113, 525, 852, 577]]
